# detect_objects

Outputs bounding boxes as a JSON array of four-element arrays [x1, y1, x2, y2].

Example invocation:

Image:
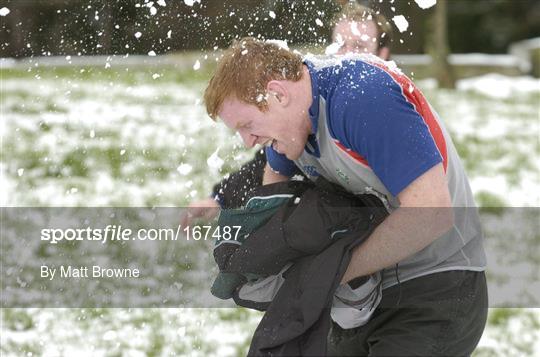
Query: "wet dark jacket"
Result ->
[[211, 150, 305, 209], [212, 178, 388, 356], [211, 150, 267, 209]]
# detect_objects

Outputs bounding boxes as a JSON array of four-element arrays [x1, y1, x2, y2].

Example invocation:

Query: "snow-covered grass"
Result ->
[[2, 68, 538, 207], [1, 66, 250, 207], [1, 308, 260, 356], [417, 75, 540, 207], [1, 65, 539, 356]]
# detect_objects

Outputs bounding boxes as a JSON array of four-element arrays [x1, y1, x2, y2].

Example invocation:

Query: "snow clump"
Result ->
[[207, 148, 224, 171], [392, 15, 409, 33], [414, 0, 437, 9], [183, 0, 201, 6], [266, 39, 289, 50], [177, 164, 193, 175]]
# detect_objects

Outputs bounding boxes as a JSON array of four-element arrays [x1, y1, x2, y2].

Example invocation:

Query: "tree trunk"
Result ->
[[428, 0, 455, 89], [98, 2, 113, 54]]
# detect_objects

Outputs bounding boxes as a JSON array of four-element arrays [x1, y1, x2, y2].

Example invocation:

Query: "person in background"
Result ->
[[182, 3, 393, 224], [329, 2, 392, 60]]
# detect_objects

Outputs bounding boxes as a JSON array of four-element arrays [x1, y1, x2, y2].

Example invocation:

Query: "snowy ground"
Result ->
[[2, 69, 538, 208], [1, 65, 539, 356]]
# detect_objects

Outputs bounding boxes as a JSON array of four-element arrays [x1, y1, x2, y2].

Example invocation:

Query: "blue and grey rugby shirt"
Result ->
[[266, 55, 486, 288]]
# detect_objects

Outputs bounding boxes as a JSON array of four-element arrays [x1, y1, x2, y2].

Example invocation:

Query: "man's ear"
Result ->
[[266, 81, 289, 106]]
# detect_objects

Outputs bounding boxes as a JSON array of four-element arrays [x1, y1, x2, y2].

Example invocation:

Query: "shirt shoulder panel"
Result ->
[[325, 60, 443, 196]]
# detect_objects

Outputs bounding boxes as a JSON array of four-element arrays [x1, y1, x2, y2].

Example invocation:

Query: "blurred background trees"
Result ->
[[1, 0, 539, 58], [426, 0, 455, 88]]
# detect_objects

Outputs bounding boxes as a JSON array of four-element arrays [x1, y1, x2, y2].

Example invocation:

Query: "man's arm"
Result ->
[[341, 163, 454, 284], [263, 163, 289, 185]]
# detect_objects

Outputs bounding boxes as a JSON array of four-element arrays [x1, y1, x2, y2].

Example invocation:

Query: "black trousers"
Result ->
[[327, 270, 488, 357]]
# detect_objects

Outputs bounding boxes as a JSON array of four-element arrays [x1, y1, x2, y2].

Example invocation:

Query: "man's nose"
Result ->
[[239, 130, 257, 148]]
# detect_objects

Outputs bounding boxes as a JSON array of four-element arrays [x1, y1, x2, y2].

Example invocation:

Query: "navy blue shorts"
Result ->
[[328, 270, 488, 356]]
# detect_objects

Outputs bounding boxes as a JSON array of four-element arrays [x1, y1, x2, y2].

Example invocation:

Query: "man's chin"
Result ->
[[274, 142, 302, 160], [284, 150, 303, 161]]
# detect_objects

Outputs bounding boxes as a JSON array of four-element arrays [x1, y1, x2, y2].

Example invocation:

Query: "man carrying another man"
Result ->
[[202, 31, 487, 356]]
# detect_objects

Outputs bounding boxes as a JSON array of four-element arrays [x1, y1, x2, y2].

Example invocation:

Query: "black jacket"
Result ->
[[211, 150, 305, 209], [211, 150, 267, 209], [214, 178, 388, 356]]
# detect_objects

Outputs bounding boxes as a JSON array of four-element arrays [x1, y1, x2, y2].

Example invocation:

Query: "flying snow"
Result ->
[[177, 164, 193, 176], [148, 50, 157, 56], [315, 18, 324, 27], [266, 39, 289, 50], [134, 32, 142, 39], [350, 22, 361, 36], [183, 0, 201, 6], [325, 42, 341, 55], [207, 148, 224, 171], [326, 33, 344, 55], [193, 60, 200, 70], [414, 0, 437, 9], [269, 11, 276, 19], [392, 15, 409, 33], [0, 7, 9, 16]]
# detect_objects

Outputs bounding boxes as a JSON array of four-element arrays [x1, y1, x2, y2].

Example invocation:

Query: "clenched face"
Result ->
[[218, 97, 310, 161]]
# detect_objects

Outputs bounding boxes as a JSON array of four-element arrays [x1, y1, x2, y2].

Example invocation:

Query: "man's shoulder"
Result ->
[[321, 61, 401, 124], [315, 61, 397, 105]]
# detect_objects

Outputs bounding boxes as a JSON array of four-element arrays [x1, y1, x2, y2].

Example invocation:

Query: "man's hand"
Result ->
[[180, 198, 220, 227], [340, 163, 454, 284]]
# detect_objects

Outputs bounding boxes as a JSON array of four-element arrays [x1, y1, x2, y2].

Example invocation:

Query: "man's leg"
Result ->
[[328, 270, 488, 356]]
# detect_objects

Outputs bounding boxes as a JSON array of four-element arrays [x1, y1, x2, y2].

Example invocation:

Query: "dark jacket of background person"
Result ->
[[212, 178, 388, 356], [211, 149, 267, 208], [211, 149, 305, 208]]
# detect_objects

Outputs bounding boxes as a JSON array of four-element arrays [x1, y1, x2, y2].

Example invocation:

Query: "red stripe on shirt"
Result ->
[[367, 61, 448, 172], [334, 140, 370, 168]]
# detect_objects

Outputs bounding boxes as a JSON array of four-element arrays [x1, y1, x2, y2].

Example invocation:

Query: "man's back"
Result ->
[[266, 55, 486, 288]]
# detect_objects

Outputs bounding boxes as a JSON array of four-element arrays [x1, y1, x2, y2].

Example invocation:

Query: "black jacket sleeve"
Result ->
[[211, 150, 267, 209], [211, 150, 305, 209]]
